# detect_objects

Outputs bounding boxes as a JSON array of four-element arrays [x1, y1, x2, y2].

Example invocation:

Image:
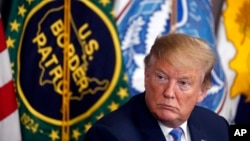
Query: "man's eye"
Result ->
[[179, 81, 191, 90], [180, 81, 187, 85], [155, 73, 167, 82], [157, 75, 164, 80]]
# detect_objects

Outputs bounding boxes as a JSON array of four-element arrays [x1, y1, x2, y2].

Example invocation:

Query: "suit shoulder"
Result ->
[[193, 106, 221, 117], [85, 94, 146, 140], [192, 106, 229, 125]]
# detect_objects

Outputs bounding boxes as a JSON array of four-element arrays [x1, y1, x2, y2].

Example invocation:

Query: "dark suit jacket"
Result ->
[[84, 93, 229, 141]]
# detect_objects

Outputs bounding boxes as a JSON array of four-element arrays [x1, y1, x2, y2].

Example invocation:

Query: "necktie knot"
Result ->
[[169, 127, 183, 141]]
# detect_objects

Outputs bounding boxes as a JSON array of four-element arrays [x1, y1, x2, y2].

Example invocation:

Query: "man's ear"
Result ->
[[144, 67, 150, 87], [144, 67, 149, 78], [197, 88, 207, 103]]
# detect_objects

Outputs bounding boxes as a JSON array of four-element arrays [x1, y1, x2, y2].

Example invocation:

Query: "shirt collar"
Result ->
[[158, 120, 189, 141]]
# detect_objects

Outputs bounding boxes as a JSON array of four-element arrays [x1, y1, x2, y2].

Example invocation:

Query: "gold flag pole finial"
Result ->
[[62, 0, 71, 140]]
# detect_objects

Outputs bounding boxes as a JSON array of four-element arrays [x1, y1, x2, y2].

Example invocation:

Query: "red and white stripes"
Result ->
[[0, 17, 21, 141]]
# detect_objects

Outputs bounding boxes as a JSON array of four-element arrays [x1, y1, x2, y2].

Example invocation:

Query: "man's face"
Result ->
[[144, 58, 207, 127]]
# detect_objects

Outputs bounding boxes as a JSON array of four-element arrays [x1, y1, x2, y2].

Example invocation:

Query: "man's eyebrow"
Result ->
[[177, 75, 194, 81]]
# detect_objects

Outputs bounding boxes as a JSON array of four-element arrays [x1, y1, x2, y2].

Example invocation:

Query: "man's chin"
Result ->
[[156, 111, 178, 122]]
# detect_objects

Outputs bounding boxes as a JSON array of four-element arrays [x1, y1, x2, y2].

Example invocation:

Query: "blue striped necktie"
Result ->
[[169, 127, 183, 141]]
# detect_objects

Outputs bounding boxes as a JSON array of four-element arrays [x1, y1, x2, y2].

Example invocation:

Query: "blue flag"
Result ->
[[117, 0, 226, 113]]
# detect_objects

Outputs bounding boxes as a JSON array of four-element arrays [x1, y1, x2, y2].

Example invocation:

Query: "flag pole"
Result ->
[[170, 0, 177, 33], [62, 0, 71, 140]]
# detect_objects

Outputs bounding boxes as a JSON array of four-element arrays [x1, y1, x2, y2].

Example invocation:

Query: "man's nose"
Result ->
[[163, 81, 176, 99]]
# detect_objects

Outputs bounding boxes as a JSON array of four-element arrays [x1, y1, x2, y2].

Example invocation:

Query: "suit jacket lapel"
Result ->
[[140, 127, 166, 141], [188, 107, 208, 141], [134, 93, 166, 141]]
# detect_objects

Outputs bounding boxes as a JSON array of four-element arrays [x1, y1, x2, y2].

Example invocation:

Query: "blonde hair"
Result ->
[[144, 33, 216, 89]]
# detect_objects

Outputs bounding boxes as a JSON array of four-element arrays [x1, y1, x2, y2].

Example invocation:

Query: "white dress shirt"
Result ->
[[158, 121, 191, 141]]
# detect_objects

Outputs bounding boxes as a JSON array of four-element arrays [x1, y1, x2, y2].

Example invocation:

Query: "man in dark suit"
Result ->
[[85, 33, 229, 141]]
